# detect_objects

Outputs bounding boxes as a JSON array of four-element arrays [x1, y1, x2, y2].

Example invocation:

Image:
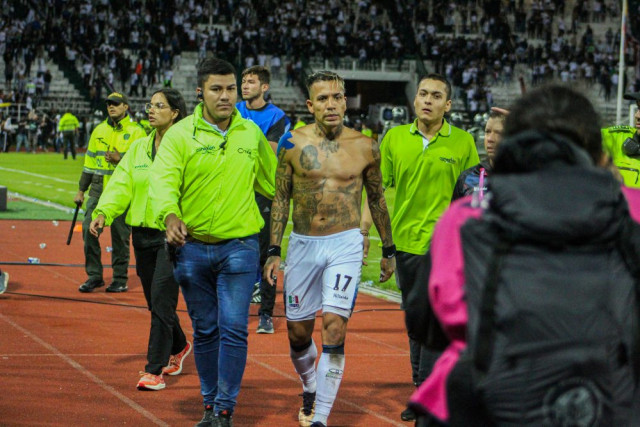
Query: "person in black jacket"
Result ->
[[410, 84, 640, 427]]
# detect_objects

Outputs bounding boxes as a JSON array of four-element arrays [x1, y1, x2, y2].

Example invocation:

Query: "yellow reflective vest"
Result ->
[[602, 125, 640, 188], [58, 112, 79, 132], [80, 115, 146, 197]]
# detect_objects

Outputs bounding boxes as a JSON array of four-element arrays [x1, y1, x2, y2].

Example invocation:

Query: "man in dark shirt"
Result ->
[[236, 65, 290, 334]]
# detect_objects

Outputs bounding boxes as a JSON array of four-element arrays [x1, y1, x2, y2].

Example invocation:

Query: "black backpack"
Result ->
[[448, 212, 640, 427]]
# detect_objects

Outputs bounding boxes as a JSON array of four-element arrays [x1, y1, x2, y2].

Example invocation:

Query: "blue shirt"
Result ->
[[235, 101, 290, 142]]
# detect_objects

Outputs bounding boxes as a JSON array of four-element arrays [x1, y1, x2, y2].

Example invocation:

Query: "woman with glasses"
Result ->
[[89, 88, 192, 391]]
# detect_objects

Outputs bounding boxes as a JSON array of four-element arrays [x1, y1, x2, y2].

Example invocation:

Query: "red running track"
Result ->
[[0, 220, 413, 426]]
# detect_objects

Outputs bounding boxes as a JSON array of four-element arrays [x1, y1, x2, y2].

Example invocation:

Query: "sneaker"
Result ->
[[256, 313, 274, 334], [78, 279, 105, 293], [216, 409, 233, 427], [298, 391, 316, 427], [163, 341, 192, 376], [400, 407, 416, 421], [0, 271, 8, 294], [106, 282, 128, 293], [250, 282, 261, 304], [136, 372, 165, 391], [195, 405, 215, 427]]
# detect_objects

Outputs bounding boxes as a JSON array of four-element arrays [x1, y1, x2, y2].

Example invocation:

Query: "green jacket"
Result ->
[[58, 112, 79, 132], [93, 131, 158, 227], [149, 104, 277, 242], [79, 115, 147, 198], [602, 125, 640, 188], [381, 119, 478, 254]]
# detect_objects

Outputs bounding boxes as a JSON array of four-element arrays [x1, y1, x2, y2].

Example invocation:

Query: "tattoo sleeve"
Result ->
[[270, 147, 293, 246], [363, 140, 393, 247]]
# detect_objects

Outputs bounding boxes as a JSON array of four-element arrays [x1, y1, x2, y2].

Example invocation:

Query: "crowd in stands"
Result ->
[[394, 0, 640, 116], [1, 0, 639, 146]]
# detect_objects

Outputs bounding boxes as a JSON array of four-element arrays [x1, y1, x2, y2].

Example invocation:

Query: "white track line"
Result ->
[[0, 312, 169, 426]]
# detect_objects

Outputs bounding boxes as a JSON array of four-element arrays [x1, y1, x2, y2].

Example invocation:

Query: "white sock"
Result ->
[[313, 345, 345, 425], [290, 339, 318, 393]]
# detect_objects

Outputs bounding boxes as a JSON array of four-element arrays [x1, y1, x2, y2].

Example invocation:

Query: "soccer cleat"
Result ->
[[78, 279, 105, 293], [163, 341, 192, 376], [256, 313, 274, 334], [136, 372, 165, 391], [195, 405, 215, 427], [216, 409, 233, 427], [298, 391, 316, 426], [0, 271, 8, 294], [106, 282, 128, 293], [250, 282, 261, 304]]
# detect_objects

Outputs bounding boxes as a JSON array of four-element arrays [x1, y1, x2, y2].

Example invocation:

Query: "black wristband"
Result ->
[[267, 245, 281, 257], [382, 244, 396, 259]]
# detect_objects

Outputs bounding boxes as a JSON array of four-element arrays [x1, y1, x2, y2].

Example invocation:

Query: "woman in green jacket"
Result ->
[[89, 88, 192, 391]]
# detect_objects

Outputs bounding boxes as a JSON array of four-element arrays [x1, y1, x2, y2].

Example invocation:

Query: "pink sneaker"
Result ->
[[137, 372, 165, 391], [162, 341, 192, 376]]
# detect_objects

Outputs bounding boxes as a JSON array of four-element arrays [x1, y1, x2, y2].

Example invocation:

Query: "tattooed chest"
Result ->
[[292, 178, 362, 234], [297, 144, 364, 180]]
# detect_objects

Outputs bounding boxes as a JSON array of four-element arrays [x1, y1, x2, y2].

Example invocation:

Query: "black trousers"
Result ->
[[62, 131, 76, 159], [256, 193, 276, 317], [445, 357, 492, 427], [82, 196, 131, 284], [133, 227, 187, 375], [396, 250, 446, 385]]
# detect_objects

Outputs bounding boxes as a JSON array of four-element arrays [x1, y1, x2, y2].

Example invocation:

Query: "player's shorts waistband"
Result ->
[[290, 228, 361, 241]]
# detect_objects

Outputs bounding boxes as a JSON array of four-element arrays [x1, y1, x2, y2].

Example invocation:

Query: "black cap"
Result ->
[[623, 91, 640, 101]]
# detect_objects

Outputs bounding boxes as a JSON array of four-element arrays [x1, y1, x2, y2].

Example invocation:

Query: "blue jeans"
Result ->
[[173, 236, 259, 413]]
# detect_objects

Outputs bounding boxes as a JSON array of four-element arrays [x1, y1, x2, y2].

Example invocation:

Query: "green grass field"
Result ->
[[0, 153, 84, 208], [0, 152, 399, 291]]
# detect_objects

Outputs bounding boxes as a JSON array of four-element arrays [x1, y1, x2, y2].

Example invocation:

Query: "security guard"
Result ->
[[74, 92, 147, 293], [58, 108, 79, 159], [602, 91, 640, 188]]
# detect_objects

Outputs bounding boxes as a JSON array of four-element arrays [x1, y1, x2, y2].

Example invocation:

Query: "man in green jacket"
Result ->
[[149, 58, 277, 427], [58, 108, 79, 160], [74, 92, 146, 293], [602, 91, 640, 188]]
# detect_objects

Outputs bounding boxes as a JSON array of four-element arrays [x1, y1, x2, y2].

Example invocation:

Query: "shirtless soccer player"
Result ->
[[263, 70, 396, 427]]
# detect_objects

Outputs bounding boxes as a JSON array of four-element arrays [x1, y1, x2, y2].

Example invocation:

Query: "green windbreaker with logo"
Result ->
[[92, 131, 158, 227], [381, 119, 478, 254], [149, 104, 277, 242]]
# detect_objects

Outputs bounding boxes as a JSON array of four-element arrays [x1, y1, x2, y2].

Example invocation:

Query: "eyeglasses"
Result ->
[[106, 101, 122, 107], [145, 102, 170, 113]]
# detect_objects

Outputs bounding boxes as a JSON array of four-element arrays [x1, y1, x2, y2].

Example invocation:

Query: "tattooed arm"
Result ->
[[264, 146, 293, 286], [363, 139, 395, 282]]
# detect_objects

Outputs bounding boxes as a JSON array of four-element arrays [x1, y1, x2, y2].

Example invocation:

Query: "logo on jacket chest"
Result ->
[[237, 147, 256, 157], [195, 145, 221, 155], [439, 156, 456, 164]]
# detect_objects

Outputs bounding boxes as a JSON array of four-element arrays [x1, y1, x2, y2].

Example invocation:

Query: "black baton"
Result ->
[[66, 202, 81, 245]]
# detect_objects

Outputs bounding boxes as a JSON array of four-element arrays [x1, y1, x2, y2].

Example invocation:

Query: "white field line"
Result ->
[[9, 191, 78, 214], [0, 166, 76, 184]]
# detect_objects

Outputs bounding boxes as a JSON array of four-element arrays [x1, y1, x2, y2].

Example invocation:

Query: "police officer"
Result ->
[[602, 91, 640, 188], [74, 92, 147, 293], [58, 108, 79, 159]]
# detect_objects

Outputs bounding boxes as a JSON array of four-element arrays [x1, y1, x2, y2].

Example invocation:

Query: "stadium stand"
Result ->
[[0, 0, 638, 152]]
